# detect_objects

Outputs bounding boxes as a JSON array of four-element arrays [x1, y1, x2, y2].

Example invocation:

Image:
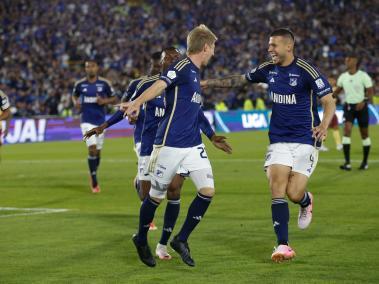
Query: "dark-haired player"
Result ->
[[202, 28, 335, 262], [72, 59, 117, 193]]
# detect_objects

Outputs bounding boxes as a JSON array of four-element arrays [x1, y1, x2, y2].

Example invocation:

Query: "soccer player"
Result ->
[[123, 24, 218, 267], [85, 47, 232, 261], [333, 53, 374, 170], [0, 89, 11, 151], [72, 59, 117, 193], [201, 28, 335, 262], [85, 52, 162, 194]]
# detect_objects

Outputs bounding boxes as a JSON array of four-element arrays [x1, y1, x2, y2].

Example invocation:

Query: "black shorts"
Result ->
[[343, 103, 369, 128]]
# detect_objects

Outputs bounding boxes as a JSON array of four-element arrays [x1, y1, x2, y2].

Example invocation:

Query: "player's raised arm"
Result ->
[[201, 74, 247, 89], [122, 80, 167, 118]]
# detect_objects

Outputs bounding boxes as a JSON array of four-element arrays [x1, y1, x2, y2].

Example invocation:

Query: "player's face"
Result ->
[[161, 50, 180, 71], [85, 61, 99, 77], [268, 36, 290, 65], [150, 59, 162, 75], [345, 57, 358, 69], [202, 42, 215, 67]]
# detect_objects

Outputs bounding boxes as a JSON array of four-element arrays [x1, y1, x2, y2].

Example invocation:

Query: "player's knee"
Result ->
[[167, 189, 181, 200], [149, 178, 169, 202], [286, 189, 303, 203], [199, 187, 215, 197], [88, 146, 97, 156]]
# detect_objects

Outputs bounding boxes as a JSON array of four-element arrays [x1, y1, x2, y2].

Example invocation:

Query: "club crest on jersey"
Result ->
[[289, 77, 297, 86], [97, 86, 103, 92], [167, 70, 177, 79], [191, 92, 202, 104]]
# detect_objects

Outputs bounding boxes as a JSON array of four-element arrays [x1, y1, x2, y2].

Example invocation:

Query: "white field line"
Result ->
[[2, 158, 379, 164], [0, 207, 71, 218]]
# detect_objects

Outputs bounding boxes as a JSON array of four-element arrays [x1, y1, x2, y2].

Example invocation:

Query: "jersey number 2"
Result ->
[[197, 146, 208, 159]]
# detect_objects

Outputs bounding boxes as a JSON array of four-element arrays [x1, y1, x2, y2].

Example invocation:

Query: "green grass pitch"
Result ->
[[0, 126, 378, 283]]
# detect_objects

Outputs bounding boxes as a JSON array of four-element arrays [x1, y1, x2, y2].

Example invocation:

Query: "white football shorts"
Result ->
[[264, 143, 319, 177], [148, 144, 214, 199], [81, 123, 105, 150]]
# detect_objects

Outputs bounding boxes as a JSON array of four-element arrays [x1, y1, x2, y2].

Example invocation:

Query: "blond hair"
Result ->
[[187, 24, 218, 55]]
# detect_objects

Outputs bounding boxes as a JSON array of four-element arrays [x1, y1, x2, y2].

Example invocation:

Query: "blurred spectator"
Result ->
[[0, 0, 377, 117]]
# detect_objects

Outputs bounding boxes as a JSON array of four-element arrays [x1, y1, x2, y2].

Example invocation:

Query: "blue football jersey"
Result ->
[[245, 57, 332, 145], [156, 57, 203, 148], [72, 77, 115, 125], [121, 77, 145, 102], [133, 74, 160, 145]]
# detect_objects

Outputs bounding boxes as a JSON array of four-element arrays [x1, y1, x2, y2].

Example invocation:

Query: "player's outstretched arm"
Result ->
[[122, 80, 167, 118], [201, 74, 247, 89], [313, 93, 336, 141]]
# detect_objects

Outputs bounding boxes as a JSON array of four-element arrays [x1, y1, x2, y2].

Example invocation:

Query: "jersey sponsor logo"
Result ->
[[270, 92, 297, 104], [167, 70, 177, 79], [289, 77, 298, 86], [315, 78, 325, 89], [83, 96, 98, 103], [289, 73, 300, 77], [316, 87, 331, 96], [269, 71, 277, 75], [155, 107, 165, 117], [82, 88, 87, 92], [191, 92, 202, 104]]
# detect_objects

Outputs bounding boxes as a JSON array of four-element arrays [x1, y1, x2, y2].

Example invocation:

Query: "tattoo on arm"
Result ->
[[206, 75, 247, 88]]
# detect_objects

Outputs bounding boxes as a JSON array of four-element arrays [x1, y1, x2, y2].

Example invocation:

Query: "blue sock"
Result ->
[[88, 156, 98, 187], [137, 196, 159, 245], [298, 192, 311, 208], [96, 156, 101, 170], [159, 199, 180, 245], [271, 198, 289, 245], [177, 193, 212, 242]]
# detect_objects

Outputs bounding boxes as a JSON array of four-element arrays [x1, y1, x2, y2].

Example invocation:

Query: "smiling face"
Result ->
[[268, 35, 294, 65]]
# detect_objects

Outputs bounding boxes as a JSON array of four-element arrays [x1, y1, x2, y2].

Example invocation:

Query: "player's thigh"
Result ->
[[149, 146, 186, 199], [81, 123, 98, 148], [264, 143, 294, 196], [95, 131, 105, 150], [182, 144, 214, 195], [286, 171, 309, 202], [292, 143, 319, 178], [167, 174, 185, 200]]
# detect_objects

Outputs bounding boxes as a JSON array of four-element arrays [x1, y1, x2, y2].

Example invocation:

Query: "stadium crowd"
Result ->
[[0, 0, 377, 116]]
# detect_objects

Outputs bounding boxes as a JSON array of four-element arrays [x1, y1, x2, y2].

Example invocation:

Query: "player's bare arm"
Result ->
[[201, 74, 248, 89], [121, 80, 167, 118], [312, 93, 336, 141], [332, 86, 343, 99], [96, 95, 118, 106]]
